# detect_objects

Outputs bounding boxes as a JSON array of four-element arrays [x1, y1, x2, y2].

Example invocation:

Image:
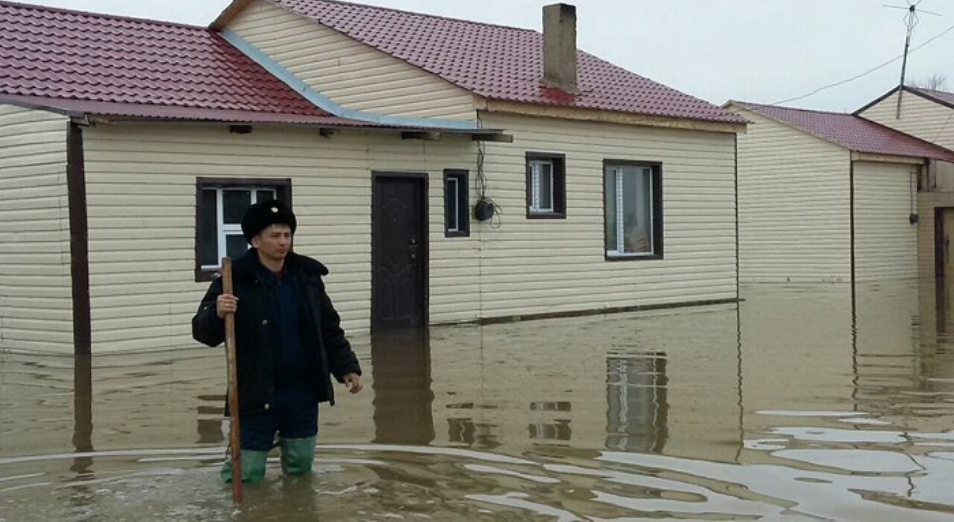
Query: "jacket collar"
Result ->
[[231, 248, 328, 281]]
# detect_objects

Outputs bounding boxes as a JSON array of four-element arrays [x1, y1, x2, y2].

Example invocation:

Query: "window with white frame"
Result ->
[[604, 162, 662, 259], [196, 178, 291, 280], [444, 169, 469, 237], [526, 153, 566, 218]]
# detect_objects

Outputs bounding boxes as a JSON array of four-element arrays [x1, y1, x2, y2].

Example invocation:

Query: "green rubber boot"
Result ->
[[280, 437, 316, 476], [220, 450, 268, 484]]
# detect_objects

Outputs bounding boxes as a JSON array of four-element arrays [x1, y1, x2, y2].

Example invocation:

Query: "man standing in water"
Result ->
[[192, 199, 363, 483]]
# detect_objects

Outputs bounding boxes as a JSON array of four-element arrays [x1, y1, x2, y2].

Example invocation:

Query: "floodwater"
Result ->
[[2, 281, 954, 521]]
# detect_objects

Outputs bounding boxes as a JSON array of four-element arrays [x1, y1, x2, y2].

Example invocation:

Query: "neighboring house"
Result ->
[[0, 0, 746, 355], [856, 86, 954, 278], [726, 101, 954, 284]]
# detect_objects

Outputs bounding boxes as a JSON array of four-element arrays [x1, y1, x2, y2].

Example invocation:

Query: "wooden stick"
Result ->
[[222, 257, 243, 504]]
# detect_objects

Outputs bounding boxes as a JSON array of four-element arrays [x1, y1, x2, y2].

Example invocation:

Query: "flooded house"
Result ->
[[0, 0, 746, 355], [856, 86, 954, 280], [725, 101, 954, 284]]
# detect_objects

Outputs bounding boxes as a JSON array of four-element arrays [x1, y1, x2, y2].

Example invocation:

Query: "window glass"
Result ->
[[223, 190, 250, 224], [605, 164, 658, 258], [604, 171, 618, 251], [445, 177, 459, 232], [622, 168, 652, 254], [539, 163, 553, 211], [200, 189, 218, 267], [225, 233, 249, 260]]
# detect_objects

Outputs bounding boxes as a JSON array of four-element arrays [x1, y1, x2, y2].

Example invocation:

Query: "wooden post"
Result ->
[[222, 257, 243, 503]]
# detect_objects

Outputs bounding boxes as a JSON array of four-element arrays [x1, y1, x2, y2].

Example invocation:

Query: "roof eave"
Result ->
[[80, 113, 512, 141], [906, 87, 954, 112], [0, 93, 86, 118], [851, 151, 929, 165], [853, 86, 902, 116], [481, 99, 746, 134]]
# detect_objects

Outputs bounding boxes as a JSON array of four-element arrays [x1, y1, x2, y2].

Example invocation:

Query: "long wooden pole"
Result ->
[[222, 257, 243, 504]]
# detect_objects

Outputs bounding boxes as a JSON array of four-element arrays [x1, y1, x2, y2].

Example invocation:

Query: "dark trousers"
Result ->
[[240, 386, 319, 451]]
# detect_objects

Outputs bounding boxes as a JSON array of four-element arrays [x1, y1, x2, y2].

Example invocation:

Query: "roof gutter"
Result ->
[[81, 115, 512, 141], [218, 29, 482, 131]]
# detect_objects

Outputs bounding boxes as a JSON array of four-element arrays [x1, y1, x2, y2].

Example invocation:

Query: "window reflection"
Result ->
[[605, 353, 669, 453], [529, 420, 572, 441]]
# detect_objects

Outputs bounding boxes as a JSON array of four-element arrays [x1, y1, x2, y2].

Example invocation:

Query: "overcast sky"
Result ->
[[14, 0, 954, 112]]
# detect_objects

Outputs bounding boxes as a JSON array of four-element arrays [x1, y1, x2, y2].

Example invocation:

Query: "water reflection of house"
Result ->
[[0, 1, 746, 355], [419, 306, 741, 462], [737, 280, 954, 465], [605, 354, 668, 453], [371, 332, 435, 445]]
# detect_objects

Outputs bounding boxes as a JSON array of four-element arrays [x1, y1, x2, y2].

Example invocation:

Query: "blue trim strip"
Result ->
[[220, 29, 480, 131]]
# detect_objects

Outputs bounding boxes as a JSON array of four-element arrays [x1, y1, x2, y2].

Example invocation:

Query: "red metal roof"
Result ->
[[733, 101, 954, 162], [0, 1, 332, 122], [271, 0, 746, 124]]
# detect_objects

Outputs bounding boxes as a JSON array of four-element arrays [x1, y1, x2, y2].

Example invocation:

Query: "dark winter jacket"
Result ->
[[192, 248, 361, 413]]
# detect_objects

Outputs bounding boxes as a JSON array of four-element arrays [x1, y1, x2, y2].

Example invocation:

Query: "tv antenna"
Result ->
[[884, 1, 942, 117]]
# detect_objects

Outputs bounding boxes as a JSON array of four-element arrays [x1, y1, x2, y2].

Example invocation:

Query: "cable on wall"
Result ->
[[473, 141, 503, 228]]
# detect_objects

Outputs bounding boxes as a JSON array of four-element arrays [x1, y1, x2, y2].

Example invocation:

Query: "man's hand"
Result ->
[[344, 373, 363, 394], [216, 293, 238, 319]]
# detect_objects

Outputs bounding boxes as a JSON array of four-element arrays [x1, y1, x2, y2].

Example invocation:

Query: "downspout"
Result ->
[[67, 122, 91, 356], [734, 133, 740, 301], [849, 157, 858, 406], [849, 158, 857, 309]]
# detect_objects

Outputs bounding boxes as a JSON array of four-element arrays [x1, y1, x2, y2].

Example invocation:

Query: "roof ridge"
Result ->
[[732, 100, 851, 117], [284, 0, 540, 34], [0, 0, 206, 31]]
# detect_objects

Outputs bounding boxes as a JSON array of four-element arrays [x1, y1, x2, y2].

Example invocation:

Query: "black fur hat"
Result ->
[[241, 199, 297, 242]]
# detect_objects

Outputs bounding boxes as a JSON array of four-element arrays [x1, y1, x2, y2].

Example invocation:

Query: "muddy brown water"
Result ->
[[1, 282, 954, 521]]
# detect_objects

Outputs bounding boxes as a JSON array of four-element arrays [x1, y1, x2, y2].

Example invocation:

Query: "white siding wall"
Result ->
[[860, 93, 954, 150], [471, 113, 738, 316], [731, 107, 852, 283], [227, 0, 478, 121], [81, 124, 477, 352], [80, 114, 738, 352], [853, 161, 919, 282], [0, 105, 72, 354]]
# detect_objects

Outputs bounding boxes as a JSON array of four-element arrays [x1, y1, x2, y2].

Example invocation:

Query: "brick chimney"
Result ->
[[543, 3, 578, 94]]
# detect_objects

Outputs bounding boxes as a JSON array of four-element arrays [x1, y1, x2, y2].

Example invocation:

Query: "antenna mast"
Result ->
[[885, 1, 941, 117]]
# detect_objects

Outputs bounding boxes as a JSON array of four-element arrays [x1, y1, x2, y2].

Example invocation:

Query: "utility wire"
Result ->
[[772, 22, 954, 105]]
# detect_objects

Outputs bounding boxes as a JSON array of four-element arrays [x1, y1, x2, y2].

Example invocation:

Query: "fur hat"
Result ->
[[241, 199, 297, 242]]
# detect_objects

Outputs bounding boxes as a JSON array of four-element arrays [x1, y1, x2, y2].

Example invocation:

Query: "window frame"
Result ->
[[443, 169, 470, 237], [525, 152, 566, 219], [194, 177, 292, 281], [602, 160, 663, 261]]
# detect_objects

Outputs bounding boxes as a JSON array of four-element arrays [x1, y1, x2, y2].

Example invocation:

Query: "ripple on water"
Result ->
[[2, 443, 954, 521]]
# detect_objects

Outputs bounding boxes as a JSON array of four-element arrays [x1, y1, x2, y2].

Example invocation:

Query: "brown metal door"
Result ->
[[372, 175, 427, 331]]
